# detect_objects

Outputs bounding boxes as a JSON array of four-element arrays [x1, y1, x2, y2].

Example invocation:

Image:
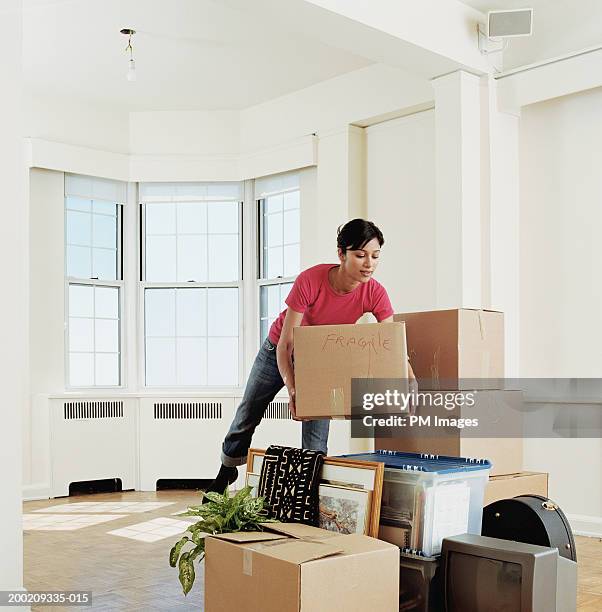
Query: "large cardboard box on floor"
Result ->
[[205, 522, 399, 612], [393, 309, 504, 388], [484, 472, 549, 506], [375, 390, 524, 476], [294, 322, 408, 419]]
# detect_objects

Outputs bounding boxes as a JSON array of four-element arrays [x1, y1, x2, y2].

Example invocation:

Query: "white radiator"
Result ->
[[49, 398, 137, 497], [138, 397, 234, 490]]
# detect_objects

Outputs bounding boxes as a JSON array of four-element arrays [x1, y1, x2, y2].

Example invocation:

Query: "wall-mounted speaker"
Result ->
[[487, 8, 533, 38]]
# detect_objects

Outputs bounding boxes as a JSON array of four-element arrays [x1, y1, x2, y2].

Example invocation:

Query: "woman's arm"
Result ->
[[276, 307, 304, 418]]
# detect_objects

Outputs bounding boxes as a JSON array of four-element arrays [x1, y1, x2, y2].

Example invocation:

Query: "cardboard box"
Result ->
[[484, 471, 548, 506], [393, 309, 504, 388], [375, 390, 524, 476], [205, 522, 399, 612], [294, 322, 408, 419]]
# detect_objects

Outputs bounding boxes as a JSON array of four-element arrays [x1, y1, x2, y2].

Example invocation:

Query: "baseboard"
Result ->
[[23, 483, 51, 501], [567, 513, 602, 538]]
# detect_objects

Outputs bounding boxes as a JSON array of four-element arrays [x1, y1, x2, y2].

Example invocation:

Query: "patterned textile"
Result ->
[[258, 445, 324, 526]]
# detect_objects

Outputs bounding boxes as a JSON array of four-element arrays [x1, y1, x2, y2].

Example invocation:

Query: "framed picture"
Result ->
[[318, 484, 371, 535], [245, 472, 260, 497], [246, 448, 384, 537]]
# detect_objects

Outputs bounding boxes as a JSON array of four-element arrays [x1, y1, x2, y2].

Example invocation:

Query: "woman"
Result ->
[[206, 218, 413, 494]]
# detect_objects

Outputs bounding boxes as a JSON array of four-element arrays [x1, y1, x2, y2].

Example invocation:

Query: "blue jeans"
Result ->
[[221, 338, 330, 467]]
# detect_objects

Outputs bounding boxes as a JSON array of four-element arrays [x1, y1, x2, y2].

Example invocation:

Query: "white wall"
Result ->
[[365, 110, 436, 312], [129, 110, 240, 156], [1, 0, 26, 593], [520, 87, 602, 525], [240, 63, 434, 151], [25, 94, 130, 154]]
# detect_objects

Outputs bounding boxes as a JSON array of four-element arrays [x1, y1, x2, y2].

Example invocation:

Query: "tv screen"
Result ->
[[447, 551, 522, 611]]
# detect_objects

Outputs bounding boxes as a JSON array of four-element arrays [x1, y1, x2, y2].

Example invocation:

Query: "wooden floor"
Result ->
[[24, 490, 602, 611]]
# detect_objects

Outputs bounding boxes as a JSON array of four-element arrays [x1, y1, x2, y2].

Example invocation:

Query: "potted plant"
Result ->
[[169, 486, 274, 595]]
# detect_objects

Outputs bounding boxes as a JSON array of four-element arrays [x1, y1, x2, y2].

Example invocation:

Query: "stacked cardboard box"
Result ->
[[383, 309, 548, 501]]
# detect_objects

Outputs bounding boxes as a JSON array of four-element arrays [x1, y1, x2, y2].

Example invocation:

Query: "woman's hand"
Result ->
[[287, 386, 299, 420]]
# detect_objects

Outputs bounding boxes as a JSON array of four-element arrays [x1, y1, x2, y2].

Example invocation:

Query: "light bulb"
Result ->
[[127, 59, 136, 82]]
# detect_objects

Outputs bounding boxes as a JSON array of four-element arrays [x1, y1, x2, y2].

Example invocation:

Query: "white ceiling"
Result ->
[[461, 0, 602, 69], [23, 0, 372, 111]]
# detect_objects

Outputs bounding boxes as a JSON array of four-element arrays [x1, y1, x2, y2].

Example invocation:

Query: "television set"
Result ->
[[441, 534, 576, 612]]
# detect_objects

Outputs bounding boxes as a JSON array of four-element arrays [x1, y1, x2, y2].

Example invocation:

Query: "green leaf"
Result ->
[[169, 536, 190, 568], [178, 551, 196, 596], [202, 491, 224, 504]]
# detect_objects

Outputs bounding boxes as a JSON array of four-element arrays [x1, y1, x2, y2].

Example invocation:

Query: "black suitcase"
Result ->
[[482, 494, 577, 561]]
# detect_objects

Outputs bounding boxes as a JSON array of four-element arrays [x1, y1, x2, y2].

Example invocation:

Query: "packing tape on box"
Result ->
[[477, 310, 485, 340], [243, 548, 253, 576], [329, 387, 345, 416]]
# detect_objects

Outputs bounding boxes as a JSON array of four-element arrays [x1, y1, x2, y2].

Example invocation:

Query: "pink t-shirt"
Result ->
[[268, 263, 394, 345]]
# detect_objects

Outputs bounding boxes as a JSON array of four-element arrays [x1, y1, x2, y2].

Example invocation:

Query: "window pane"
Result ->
[[177, 202, 206, 234], [95, 286, 119, 319], [208, 288, 238, 336], [283, 190, 300, 210], [207, 337, 238, 385], [92, 248, 117, 280], [93, 214, 117, 249], [266, 212, 283, 247], [208, 201, 239, 234], [266, 246, 283, 278], [146, 338, 176, 386], [283, 244, 300, 277], [280, 282, 293, 305], [69, 353, 94, 386], [208, 234, 238, 282], [145, 203, 176, 234], [66, 196, 91, 213], [145, 289, 176, 336], [267, 284, 281, 318], [92, 200, 117, 215], [69, 284, 93, 318], [260, 319, 269, 343], [95, 319, 119, 353], [95, 353, 120, 386], [176, 289, 206, 336], [283, 209, 300, 244], [67, 246, 92, 278], [69, 318, 94, 352], [176, 338, 207, 386], [146, 235, 176, 281], [177, 235, 207, 282], [265, 194, 283, 214], [66, 210, 91, 246]]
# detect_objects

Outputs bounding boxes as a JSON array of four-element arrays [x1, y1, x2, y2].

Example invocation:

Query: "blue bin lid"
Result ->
[[338, 450, 491, 474]]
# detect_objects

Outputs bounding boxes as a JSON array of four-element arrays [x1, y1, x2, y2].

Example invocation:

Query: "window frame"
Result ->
[[64, 195, 125, 390], [139, 196, 245, 390], [256, 186, 301, 348]]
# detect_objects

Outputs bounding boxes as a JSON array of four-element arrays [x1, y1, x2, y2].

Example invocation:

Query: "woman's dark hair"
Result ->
[[336, 219, 384, 253]]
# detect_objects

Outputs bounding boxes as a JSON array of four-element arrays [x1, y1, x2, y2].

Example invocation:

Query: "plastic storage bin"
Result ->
[[340, 451, 491, 556]]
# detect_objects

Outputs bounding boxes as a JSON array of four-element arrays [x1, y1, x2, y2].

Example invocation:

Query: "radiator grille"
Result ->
[[153, 402, 222, 419], [264, 401, 293, 419], [64, 401, 124, 420]]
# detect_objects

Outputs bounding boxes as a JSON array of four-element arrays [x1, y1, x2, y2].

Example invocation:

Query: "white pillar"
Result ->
[[0, 0, 26, 595], [433, 71, 482, 308], [486, 76, 520, 376], [304, 126, 367, 268]]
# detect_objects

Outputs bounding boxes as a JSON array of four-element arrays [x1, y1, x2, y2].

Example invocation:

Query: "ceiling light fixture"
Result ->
[[120, 28, 136, 82]]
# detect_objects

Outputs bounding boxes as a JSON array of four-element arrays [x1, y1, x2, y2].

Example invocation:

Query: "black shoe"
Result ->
[[202, 465, 238, 503]]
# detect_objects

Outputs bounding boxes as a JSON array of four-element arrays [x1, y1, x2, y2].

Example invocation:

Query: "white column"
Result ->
[[433, 70, 482, 308], [304, 126, 367, 268], [0, 0, 25, 594], [487, 76, 520, 376]]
